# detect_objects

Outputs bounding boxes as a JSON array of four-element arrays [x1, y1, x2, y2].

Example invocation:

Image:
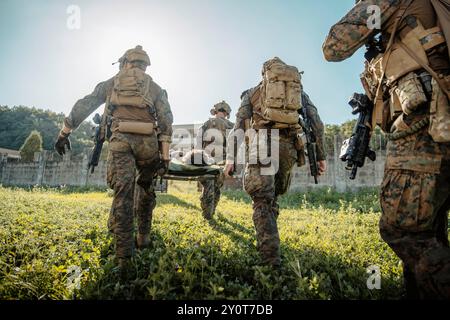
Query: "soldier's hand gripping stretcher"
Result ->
[[224, 162, 234, 178], [160, 150, 224, 181], [157, 141, 171, 177]]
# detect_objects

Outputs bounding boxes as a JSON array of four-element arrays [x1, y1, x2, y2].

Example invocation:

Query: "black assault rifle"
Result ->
[[299, 97, 319, 184], [88, 113, 105, 174], [339, 93, 377, 180]]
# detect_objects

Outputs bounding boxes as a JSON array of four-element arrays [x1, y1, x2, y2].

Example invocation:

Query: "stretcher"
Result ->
[[165, 159, 222, 181], [155, 159, 222, 192]]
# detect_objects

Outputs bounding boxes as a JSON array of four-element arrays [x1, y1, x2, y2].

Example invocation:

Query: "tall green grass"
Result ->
[[0, 186, 403, 300]]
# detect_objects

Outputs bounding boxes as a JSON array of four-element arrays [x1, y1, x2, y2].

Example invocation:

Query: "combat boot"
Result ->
[[136, 233, 151, 250], [201, 202, 214, 220]]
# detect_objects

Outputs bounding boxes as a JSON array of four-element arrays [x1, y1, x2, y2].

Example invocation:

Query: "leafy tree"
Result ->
[[0, 105, 94, 156], [19, 130, 43, 162], [323, 119, 385, 156], [324, 124, 341, 155]]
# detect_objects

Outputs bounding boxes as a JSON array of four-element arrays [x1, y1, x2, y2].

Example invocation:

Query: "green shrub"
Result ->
[[19, 130, 43, 162]]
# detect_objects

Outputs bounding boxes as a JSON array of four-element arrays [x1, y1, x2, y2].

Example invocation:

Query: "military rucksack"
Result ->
[[255, 57, 302, 127], [109, 67, 152, 108]]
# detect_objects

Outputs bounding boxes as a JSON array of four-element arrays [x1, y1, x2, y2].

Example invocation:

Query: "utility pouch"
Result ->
[[394, 72, 428, 115], [429, 77, 450, 142], [113, 121, 155, 135], [263, 108, 299, 125]]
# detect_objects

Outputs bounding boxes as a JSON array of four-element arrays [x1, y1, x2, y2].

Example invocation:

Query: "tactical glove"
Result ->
[[157, 159, 170, 177], [55, 131, 71, 156]]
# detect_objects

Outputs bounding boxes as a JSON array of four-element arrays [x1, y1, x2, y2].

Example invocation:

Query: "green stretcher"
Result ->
[[164, 159, 222, 181]]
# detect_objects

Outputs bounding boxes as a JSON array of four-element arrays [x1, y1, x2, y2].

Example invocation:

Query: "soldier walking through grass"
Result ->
[[224, 57, 327, 267], [54, 46, 173, 272], [195, 101, 234, 220]]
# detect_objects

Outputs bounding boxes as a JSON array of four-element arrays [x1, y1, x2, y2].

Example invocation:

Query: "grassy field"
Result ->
[[0, 183, 405, 300]]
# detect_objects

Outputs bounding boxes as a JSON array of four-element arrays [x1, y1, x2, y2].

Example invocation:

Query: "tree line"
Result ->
[[0, 105, 383, 162], [0, 105, 94, 159]]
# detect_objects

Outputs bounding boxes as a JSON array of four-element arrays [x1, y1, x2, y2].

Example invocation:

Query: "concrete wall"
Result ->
[[0, 135, 386, 191], [0, 151, 107, 187]]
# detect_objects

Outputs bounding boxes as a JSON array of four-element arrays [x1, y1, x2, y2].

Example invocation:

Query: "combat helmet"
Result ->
[[118, 45, 151, 68], [210, 101, 232, 118]]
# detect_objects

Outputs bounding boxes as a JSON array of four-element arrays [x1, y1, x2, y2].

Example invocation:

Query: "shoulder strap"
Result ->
[[373, 0, 414, 127]]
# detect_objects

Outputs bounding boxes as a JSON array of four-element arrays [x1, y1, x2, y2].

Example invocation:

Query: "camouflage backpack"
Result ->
[[109, 67, 152, 108], [254, 57, 302, 127]]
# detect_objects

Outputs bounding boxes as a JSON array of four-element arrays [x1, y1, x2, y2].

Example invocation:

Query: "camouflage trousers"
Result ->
[[243, 135, 298, 267], [107, 132, 160, 259], [380, 124, 450, 299], [199, 171, 225, 220]]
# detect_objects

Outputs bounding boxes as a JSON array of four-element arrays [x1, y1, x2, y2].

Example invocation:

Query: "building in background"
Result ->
[[0, 148, 21, 162]]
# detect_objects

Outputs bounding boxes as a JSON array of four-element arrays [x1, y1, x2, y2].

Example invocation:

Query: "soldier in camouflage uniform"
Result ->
[[224, 58, 327, 267], [323, 0, 450, 299], [55, 46, 173, 269], [195, 101, 234, 219]]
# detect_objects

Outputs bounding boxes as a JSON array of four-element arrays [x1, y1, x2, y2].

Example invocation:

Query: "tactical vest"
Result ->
[[250, 59, 303, 129], [362, 0, 450, 142]]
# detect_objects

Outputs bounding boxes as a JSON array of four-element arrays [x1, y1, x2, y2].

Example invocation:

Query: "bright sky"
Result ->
[[0, 0, 365, 125]]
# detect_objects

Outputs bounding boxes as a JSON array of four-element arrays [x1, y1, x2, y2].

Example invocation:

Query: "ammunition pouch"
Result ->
[[111, 120, 155, 135], [393, 72, 428, 115], [429, 76, 450, 142]]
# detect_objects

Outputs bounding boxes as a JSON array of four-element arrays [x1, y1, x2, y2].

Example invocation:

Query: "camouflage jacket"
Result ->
[[322, 0, 447, 68], [195, 117, 234, 161], [322, 0, 401, 62], [64, 76, 174, 142], [226, 89, 326, 162]]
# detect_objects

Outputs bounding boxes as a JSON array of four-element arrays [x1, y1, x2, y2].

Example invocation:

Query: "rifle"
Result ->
[[299, 96, 319, 184], [88, 113, 105, 174], [339, 93, 377, 180]]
